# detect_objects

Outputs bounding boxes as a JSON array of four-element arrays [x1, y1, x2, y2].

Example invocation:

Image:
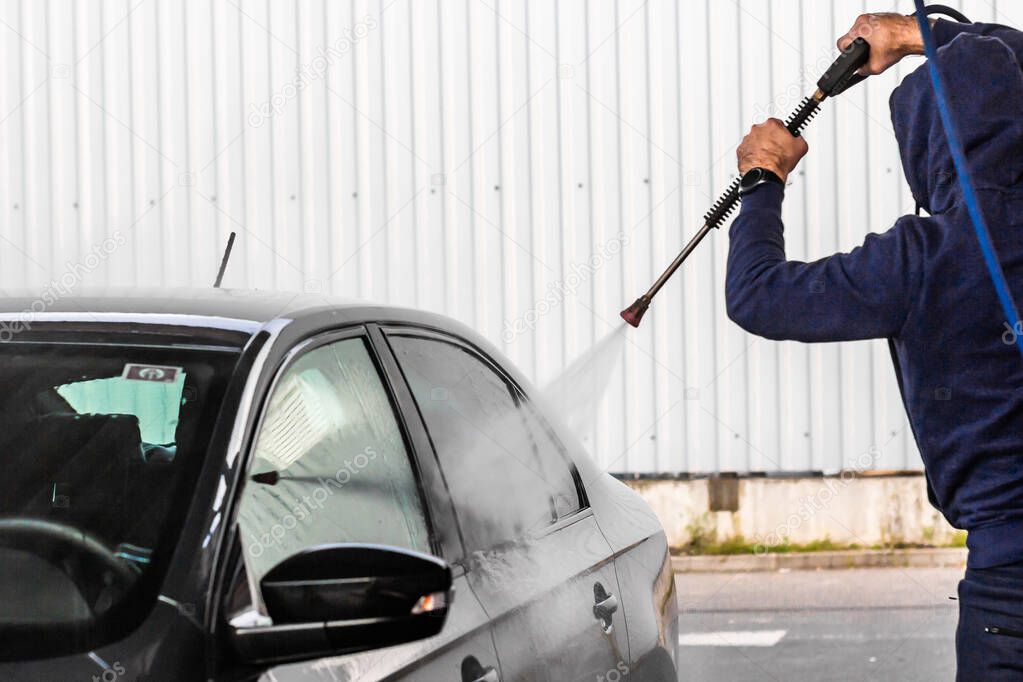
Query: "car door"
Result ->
[[224, 329, 501, 681], [384, 328, 631, 681]]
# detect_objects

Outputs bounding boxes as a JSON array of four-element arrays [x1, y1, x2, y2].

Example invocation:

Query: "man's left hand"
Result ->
[[737, 118, 808, 182]]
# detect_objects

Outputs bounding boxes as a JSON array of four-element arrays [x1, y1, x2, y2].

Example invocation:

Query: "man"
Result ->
[[728, 12, 1023, 680]]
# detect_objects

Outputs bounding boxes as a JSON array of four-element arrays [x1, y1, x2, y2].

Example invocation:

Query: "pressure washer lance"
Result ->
[[620, 37, 872, 328]]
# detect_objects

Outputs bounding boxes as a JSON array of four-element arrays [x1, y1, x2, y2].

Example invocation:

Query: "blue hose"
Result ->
[[912, 0, 1023, 360]]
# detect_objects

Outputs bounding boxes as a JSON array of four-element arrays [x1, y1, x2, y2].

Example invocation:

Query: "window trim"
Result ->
[[537, 507, 595, 539], [379, 325, 590, 527], [366, 324, 464, 567]]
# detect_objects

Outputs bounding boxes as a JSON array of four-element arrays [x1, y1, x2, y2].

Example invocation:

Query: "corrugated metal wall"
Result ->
[[0, 0, 1016, 474]]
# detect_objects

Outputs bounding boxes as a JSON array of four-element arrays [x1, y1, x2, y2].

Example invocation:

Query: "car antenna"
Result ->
[[213, 231, 236, 288]]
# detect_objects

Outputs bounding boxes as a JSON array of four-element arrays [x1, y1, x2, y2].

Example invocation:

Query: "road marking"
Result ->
[[679, 630, 787, 647]]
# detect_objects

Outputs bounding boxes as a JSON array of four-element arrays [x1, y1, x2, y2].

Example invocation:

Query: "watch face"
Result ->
[[741, 168, 764, 191]]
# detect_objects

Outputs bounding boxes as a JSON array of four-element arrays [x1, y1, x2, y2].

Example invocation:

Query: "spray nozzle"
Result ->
[[620, 295, 651, 328]]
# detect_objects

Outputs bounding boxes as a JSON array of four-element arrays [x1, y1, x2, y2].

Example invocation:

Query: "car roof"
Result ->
[[0, 287, 469, 339]]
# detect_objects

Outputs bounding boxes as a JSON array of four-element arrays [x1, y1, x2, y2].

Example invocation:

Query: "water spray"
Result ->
[[620, 37, 871, 327]]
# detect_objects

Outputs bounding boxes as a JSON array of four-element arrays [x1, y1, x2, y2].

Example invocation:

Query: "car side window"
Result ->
[[388, 333, 581, 554], [519, 402, 583, 519], [237, 337, 431, 585]]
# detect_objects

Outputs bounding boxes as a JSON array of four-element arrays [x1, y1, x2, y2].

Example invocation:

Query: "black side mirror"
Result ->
[[230, 543, 452, 664]]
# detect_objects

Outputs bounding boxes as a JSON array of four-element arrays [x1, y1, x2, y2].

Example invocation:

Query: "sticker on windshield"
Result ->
[[122, 363, 182, 384]]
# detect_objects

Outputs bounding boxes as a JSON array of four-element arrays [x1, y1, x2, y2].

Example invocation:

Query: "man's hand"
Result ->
[[737, 118, 808, 182], [838, 13, 928, 75]]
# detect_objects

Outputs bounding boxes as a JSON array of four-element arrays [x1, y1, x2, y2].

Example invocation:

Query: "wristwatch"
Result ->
[[739, 167, 785, 196]]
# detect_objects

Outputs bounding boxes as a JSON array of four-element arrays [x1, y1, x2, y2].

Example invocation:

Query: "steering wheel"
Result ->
[[0, 518, 138, 614]]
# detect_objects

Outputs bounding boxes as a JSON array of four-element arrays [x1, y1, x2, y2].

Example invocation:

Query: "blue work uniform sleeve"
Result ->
[[933, 19, 1023, 61], [725, 183, 923, 342]]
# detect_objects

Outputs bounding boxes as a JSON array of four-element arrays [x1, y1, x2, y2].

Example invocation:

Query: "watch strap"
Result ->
[[739, 167, 784, 195]]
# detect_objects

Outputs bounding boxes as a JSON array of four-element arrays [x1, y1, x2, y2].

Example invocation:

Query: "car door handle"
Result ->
[[593, 582, 619, 634], [470, 669, 499, 682], [594, 594, 619, 617], [462, 655, 500, 682]]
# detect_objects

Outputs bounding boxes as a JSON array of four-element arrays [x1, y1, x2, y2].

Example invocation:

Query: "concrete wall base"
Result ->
[[672, 548, 967, 573], [622, 474, 961, 551]]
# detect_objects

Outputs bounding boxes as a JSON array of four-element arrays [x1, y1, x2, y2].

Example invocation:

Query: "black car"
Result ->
[[0, 289, 678, 681]]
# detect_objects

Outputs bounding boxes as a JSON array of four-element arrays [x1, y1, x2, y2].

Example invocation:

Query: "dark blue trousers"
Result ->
[[957, 562, 1023, 681]]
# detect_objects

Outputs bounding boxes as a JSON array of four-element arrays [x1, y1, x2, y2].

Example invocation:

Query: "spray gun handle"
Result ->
[[817, 37, 871, 98], [786, 37, 872, 137]]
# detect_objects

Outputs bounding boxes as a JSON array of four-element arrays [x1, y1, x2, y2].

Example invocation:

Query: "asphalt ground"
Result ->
[[675, 567, 962, 681]]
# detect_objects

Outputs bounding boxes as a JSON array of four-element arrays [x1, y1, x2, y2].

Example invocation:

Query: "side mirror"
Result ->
[[230, 543, 452, 664]]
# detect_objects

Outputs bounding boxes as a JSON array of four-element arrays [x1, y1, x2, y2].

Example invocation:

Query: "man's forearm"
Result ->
[[725, 184, 789, 339], [726, 184, 920, 343], [931, 18, 1023, 59]]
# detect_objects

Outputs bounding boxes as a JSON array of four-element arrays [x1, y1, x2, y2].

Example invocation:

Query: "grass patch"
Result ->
[[673, 536, 859, 556], [672, 533, 968, 556]]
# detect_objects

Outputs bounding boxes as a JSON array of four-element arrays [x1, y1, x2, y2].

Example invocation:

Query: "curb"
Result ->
[[672, 547, 967, 573]]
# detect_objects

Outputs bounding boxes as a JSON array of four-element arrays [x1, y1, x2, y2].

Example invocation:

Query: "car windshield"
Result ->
[[0, 336, 240, 659]]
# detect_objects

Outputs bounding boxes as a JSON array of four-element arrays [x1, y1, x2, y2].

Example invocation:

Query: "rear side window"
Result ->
[[519, 402, 582, 519], [57, 373, 185, 444], [388, 334, 581, 554], [237, 337, 431, 585]]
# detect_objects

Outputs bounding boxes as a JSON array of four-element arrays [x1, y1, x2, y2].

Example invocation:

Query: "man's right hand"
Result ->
[[838, 13, 929, 75]]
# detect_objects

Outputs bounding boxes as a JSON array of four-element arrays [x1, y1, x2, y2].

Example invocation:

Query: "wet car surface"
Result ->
[[0, 288, 677, 681]]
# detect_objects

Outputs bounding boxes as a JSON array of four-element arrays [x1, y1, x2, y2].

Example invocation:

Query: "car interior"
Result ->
[[0, 351, 205, 632]]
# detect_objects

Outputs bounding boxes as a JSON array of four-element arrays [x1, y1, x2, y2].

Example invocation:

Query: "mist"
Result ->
[[540, 323, 629, 439]]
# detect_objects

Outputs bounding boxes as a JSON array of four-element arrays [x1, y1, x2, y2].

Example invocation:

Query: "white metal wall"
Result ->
[[1, 0, 1017, 474]]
